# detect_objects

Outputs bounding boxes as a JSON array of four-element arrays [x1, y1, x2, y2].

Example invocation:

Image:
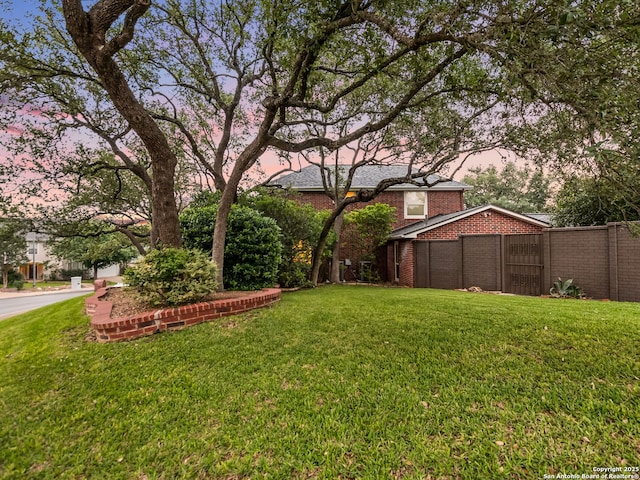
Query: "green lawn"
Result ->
[[18, 280, 95, 291], [0, 286, 638, 479]]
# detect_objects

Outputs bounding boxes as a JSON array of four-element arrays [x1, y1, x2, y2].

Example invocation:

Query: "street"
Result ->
[[0, 290, 91, 321]]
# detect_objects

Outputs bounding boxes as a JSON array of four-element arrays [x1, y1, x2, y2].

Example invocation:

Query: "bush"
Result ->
[[550, 278, 585, 299], [7, 269, 23, 285], [240, 189, 324, 288], [123, 248, 217, 307], [12, 279, 25, 291], [180, 204, 283, 291], [343, 203, 396, 282], [225, 206, 282, 291], [180, 204, 218, 254]]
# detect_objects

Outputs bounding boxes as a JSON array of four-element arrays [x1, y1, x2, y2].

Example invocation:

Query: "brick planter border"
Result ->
[[86, 287, 281, 343]]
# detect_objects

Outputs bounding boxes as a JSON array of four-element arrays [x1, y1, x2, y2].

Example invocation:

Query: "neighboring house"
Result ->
[[271, 165, 552, 286], [19, 232, 50, 281], [19, 232, 122, 281]]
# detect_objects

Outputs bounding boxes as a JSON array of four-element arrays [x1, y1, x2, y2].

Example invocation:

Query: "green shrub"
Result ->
[[12, 279, 25, 291], [7, 269, 23, 285], [180, 204, 218, 254], [344, 203, 396, 282], [550, 278, 585, 299], [123, 248, 217, 307], [225, 206, 282, 291], [240, 189, 324, 288], [180, 204, 282, 291]]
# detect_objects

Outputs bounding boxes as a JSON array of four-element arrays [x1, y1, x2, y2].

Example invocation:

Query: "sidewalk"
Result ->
[[0, 285, 93, 300], [0, 277, 122, 300]]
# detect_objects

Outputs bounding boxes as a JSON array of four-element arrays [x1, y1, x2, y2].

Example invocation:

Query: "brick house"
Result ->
[[271, 165, 549, 285]]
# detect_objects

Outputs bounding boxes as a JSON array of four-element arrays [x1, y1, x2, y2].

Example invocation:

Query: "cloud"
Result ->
[[4, 125, 25, 136]]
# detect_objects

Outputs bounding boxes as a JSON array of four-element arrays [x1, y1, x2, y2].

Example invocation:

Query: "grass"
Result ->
[[0, 286, 638, 479], [16, 280, 94, 291]]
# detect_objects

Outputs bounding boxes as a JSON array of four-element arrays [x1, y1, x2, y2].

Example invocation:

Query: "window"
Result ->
[[404, 191, 426, 219], [27, 246, 38, 255]]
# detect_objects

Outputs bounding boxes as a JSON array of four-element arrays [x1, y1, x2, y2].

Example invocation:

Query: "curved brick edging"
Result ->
[[86, 288, 281, 343]]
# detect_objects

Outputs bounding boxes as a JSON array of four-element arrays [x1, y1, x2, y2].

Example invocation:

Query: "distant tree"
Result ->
[[35, 157, 155, 257], [553, 174, 640, 227], [500, 2, 640, 218], [0, 219, 28, 289], [50, 232, 138, 279], [462, 162, 552, 213]]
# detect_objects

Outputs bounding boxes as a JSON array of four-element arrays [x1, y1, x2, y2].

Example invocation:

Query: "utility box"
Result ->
[[70, 277, 82, 290]]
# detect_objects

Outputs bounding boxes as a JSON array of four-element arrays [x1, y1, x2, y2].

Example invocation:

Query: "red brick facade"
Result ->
[[417, 210, 544, 241], [293, 189, 547, 287], [294, 189, 464, 281], [297, 190, 464, 230]]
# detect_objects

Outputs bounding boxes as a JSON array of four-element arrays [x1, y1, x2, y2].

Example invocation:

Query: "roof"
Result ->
[[270, 165, 471, 191], [389, 204, 551, 240], [524, 213, 553, 224]]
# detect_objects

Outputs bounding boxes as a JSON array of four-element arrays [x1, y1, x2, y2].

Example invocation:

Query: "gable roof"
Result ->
[[270, 165, 471, 191], [389, 204, 551, 240]]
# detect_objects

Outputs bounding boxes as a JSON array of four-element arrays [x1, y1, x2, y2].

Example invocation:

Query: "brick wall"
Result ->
[[428, 190, 464, 217], [408, 222, 640, 301], [611, 224, 640, 302], [542, 223, 640, 301], [543, 227, 609, 299], [402, 211, 545, 288], [417, 211, 544, 241], [398, 240, 415, 287], [87, 288, 281, 342], [461, 235, 502, 291], [297, 190, 464, 230]]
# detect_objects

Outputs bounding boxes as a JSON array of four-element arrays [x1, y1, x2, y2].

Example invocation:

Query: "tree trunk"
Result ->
[[330, 212, 344, 283], [93, 264, 98, 280], [310, 205, 346, 286], [62, 0, 182, 248], [211, 174, 243, 290]]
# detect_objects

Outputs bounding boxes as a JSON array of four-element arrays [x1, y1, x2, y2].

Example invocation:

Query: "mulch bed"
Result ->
[[104, 288, 251, 319]]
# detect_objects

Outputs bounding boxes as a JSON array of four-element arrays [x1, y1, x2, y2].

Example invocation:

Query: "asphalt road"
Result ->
[[0, 290, 91, 321]]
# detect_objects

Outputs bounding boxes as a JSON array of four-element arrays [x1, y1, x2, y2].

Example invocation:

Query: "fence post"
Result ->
[[495, 235, 503, 291], [607, 223, 619, 301], [458, 237, 464, 289], [542, 229, 551, 295]]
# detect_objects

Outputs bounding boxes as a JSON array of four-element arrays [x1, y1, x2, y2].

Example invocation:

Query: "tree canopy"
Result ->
[[553, 172, 640, 227], [49, 231, 139, 279], [462, 162, 553, 213]]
